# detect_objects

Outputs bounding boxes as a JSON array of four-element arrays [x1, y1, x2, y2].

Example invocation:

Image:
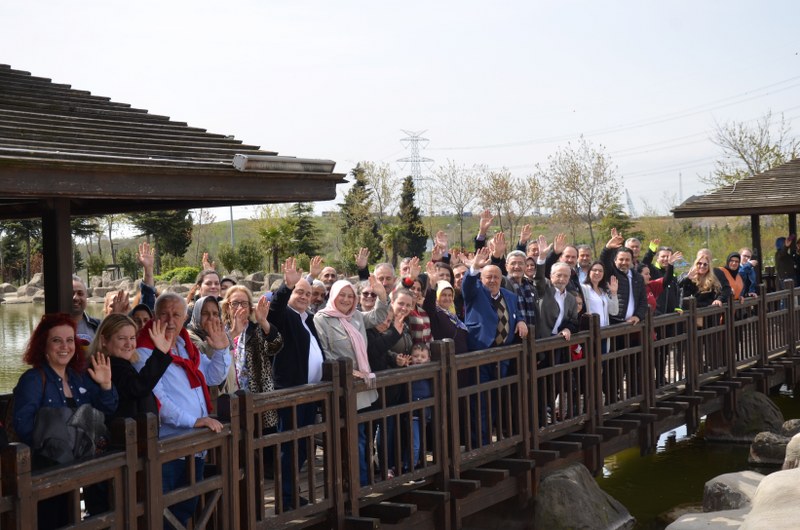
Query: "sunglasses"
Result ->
[[361, 292, 377, 298]]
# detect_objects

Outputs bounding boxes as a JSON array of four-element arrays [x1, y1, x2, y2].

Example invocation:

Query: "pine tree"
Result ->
[[397, 176, 428, 259], [127, 210, 193, 273], [288, 202, 320, 257], [339, 165, 382, 272]]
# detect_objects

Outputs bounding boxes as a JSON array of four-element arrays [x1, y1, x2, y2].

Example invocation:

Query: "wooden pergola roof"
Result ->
[[672, 158, 800, 218], [0, 64, 346, 312]]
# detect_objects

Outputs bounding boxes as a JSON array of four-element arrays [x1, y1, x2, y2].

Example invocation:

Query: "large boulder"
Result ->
[[666, 508, 749, 529], [245, 271, 265, 283], [89, 275, 103, 289], [0, 283, 16, 293], [781, 419, 800, 438], [239, 279, 263, 293], [748, 432, 789, 465], [705, 391, 783, 443], [739, 468, 800, 529], [92, 286, 114, 298], [533, 463, 635, 529], [703, 471, 763, 512], [28, 272, 44, 288], [16, 284, 38, 297]]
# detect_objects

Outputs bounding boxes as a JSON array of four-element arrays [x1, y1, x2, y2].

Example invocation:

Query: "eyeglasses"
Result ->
[[361, 292, 377, 298], [229, 301, 250, 308], [696, 262, 709, 268]]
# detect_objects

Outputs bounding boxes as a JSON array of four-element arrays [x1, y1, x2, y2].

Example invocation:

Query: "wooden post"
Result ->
[[726, 300, 737, 379], [1, 444, 32, 530], [323, 360, 346, 530], [137, 413, 162, 530], [787, 280, 796, 356], [751, 215, 763, 289], [216, 393, 240, 530], [430, 339, 454, 494], [789, 213, 797, 238], [41, 198, 73, 313], [338, 358, 360, 515]]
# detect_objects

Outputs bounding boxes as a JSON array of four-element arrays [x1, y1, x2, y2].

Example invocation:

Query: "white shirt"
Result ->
[[289, 305, 324, 384], [552, 288, 567, 335]]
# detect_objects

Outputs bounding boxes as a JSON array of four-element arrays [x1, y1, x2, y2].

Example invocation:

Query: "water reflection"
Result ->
[[0, 304, 104, 394]]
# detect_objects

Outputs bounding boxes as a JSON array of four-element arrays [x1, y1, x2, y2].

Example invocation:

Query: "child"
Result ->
[[407, 343, 433, 471]]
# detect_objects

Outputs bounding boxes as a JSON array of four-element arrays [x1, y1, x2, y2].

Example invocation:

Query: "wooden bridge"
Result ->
[[2, 283, 800, 529]]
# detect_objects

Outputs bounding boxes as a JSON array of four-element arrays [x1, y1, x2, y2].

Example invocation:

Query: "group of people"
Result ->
[[10, 213, 767, 527]]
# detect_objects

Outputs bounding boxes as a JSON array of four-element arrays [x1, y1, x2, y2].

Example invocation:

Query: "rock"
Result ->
[[781, 419, 800, 438], [534, 463, 635, 530], [28, 272, 44, 288], [748, 432, 789, 465], [32, 292, 45, 303], [782, 433, 800, 469], [16, 284, 36, 296], [267, 275, 283, 291], [658, 502, 703, 527], [245, 271, 265, 283], [705, 391, 784, 443], [703, 471, 764, 512], [0, 283, 16, 293], [740, 468, 800, 529], [666, 507, 749, 529], [239, 279, 263, 292], [92, 286, 114, 298], [89, 275, 103, 289]]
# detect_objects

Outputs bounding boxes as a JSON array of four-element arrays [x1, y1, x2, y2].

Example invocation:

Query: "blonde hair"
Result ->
[[692, 250, 721, 294], [88, 313, 139, 363], [221, 284, 255, 329]]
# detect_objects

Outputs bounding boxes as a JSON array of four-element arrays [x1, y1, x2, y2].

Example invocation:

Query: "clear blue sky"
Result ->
[[2, 1, 798, 221]]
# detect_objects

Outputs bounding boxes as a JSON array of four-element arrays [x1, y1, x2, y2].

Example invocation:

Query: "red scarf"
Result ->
[[137, 320, 213, 413]]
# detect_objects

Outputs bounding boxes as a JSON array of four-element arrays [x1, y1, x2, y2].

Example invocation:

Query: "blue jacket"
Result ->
[[13, 364, 118, 445], [462, 270, 524, 351]]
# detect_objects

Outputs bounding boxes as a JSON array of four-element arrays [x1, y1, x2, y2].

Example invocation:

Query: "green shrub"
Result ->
[[86, 253, 106, 278], [157, 266, 200, 284]]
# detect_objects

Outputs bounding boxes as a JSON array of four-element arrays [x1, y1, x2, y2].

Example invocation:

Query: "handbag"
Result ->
[[31, 403, 109, 468]]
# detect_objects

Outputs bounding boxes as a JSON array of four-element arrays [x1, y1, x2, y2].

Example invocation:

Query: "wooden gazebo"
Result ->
[[672, 158, 800, 280], [0, 65, 345, 313]]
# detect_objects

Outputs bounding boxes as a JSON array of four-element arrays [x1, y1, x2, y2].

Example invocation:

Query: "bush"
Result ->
[[237, 240, 264, 274], [157, 266, 200, 284], [117, 248, 139, 279], [86, 253, 106, 278], [218, 243, 237, 273]]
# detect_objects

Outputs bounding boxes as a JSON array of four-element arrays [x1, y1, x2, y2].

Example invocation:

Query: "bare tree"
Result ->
[[702, 111, 799, 190], [477, 167, 542, 243], [192, 208, 217, 263], [430, 160, 480, 248], [537, 136, 622, 253], [361, 161, 398, 229]]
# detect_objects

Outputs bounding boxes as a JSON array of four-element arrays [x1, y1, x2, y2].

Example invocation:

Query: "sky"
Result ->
[[2, 1, 799, 223]]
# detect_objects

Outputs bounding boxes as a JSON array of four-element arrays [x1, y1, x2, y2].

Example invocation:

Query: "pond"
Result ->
[[597, 391, 800, 529], [0, 303, 104, 394]]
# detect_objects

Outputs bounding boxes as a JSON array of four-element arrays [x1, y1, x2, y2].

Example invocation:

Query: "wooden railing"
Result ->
[[2, 282, 800, 529]]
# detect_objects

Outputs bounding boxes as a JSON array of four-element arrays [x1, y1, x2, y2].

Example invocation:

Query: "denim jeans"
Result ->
[[162, 457, 205, 529]]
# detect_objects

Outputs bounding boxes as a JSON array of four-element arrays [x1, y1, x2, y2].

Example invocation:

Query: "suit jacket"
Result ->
[[462, 270, 524, 351], [533, 262, 579, 339], [600, 247, 648, 324], [543, 251, 580, 293], [268, 283, 322, 389]]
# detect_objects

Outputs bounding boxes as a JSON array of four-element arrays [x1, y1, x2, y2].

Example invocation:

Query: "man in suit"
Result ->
[[462, 247, 528, 445], [600, 229, 648, 326], [532, 254, 580, 365], [269, 257, 325, 510]]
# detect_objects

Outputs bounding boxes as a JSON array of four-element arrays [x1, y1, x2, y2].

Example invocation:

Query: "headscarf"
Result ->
[[435, 280, 467, 331], [317, 280, 374, 386], [726, 252, 741, 274], [187, 296, 219, 341]]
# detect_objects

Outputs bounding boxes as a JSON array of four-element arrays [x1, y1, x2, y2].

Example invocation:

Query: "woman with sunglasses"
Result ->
[[678, 249, 725, 309]]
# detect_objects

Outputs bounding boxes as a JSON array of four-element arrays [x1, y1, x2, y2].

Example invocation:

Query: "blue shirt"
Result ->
[[135, 334, 231, 439]]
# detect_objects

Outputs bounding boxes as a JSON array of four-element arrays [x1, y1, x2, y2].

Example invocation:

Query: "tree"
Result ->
[[191, 208, 216, 263], [339, 165, 382, 271], [116, 247, 139, 278], [537, 136, 622, 253], [379, 222, 404, 268], [71, 216, 101, 256], [477, 168, 542, 243], [254, 204, 294, 273], [702, 111, 800, 190], [5, 220, 42, 283], [397, 175, 427, 260], [430, 160, 480, 248], [217, 243, 238, 273], [287, 202, 320, 257], [361, 161, 397, 229], [102, 214, 126, 263], [128, 210, 193, 274], [237, 240, 264, 274]]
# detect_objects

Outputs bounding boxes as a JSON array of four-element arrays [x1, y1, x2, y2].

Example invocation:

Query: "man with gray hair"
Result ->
[[625, 237, 642, 266], [135, 291, 231, 527], [504, 250, 537, 328]]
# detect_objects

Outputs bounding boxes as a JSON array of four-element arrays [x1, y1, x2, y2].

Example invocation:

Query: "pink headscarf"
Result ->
[[317, 280, 374, 386]]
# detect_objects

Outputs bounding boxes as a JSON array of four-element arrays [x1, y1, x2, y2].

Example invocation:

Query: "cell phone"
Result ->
[[262, 291, 273, 302]]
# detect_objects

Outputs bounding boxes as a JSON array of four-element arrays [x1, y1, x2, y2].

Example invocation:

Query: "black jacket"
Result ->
[[268, 283, 322, 389]]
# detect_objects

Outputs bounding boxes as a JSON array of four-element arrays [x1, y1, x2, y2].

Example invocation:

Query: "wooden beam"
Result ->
[[360, 502, 417, 523], [460, 468, 509, 487], [752, 215, 762, 286], [448, 478, 481, 498], [344, 516, 380, 530], [41, 197, 72, 313]]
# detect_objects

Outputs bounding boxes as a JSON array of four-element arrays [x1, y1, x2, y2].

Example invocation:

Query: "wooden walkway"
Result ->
[[2, 283, 800, 529]]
